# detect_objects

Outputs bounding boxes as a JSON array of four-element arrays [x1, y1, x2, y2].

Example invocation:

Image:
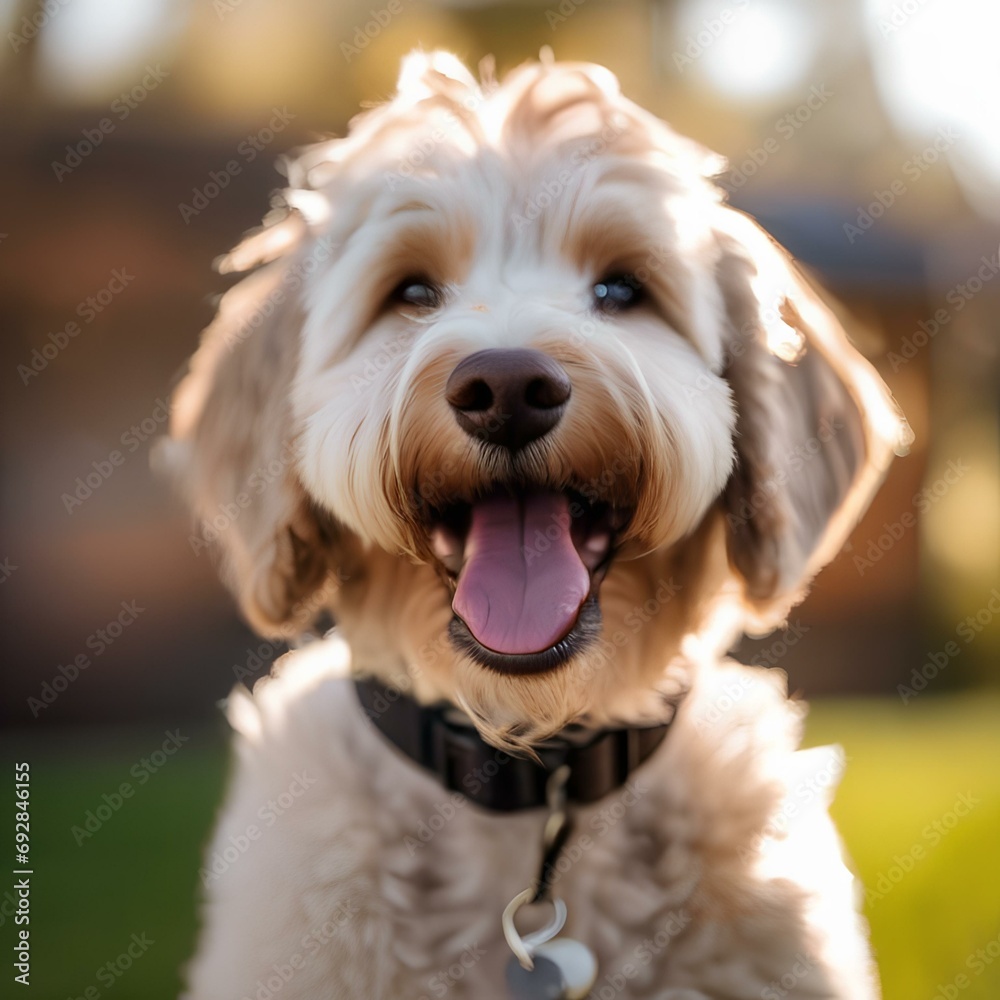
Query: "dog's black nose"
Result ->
[[445, 348, 571, 451]]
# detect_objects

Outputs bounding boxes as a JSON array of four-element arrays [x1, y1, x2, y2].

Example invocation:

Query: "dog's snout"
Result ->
[[445, 348, 571, 451]]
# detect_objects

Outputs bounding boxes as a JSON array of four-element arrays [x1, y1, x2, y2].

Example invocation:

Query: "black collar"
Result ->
[[355, 676, 672, 812]]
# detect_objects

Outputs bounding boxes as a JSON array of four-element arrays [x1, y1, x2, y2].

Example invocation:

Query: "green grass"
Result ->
[[803, 695, 1000, 1000], [3, 695, 998, 999], [2, 723, 230, 1000]]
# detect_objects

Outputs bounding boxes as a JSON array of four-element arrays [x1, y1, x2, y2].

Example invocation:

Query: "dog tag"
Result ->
[[505, 953, 566, 1000], [534, 938, 597, 999], [502, 889, 598, 1000]]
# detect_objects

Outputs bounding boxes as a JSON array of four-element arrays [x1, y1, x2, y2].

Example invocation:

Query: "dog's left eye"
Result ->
[[593, 275, 643, 312], [392, 278, 442, 309]]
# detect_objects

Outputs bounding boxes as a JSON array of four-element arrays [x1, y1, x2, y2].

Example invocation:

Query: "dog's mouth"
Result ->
[[425, 489, 631, 675]]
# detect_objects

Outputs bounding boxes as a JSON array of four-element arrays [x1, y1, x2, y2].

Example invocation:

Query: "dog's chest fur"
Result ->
[[186, 637, 877, 1000]]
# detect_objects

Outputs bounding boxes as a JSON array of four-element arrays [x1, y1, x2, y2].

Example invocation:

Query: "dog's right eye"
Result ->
[[593, 274, 643, 313], [392, 278, 442, 309]]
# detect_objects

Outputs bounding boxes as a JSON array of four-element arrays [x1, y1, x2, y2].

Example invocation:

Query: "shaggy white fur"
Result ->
[[164, 50, 912, 999], [185, 637, 874, 999]]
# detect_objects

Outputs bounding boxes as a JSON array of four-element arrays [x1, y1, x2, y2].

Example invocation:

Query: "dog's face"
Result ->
[[164, 53, 909, 746]]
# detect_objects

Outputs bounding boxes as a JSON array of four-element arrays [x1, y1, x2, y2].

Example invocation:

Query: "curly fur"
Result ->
[[163, 51, 911, 999]]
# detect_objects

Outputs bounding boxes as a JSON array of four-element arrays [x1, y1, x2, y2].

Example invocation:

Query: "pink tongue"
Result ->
[[452, 493, 590, 655]]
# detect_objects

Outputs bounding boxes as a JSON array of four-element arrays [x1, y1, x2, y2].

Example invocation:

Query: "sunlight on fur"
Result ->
[[165, 49, 908, 749], [161, 50, 914, 1000]]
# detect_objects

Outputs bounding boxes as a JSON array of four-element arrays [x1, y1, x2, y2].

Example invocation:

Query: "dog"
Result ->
[[161, 51, 911, 999]]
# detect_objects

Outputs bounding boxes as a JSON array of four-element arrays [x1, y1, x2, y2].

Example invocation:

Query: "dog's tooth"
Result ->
[[431, 526, 462, 570], [584, 532, 610, 554]]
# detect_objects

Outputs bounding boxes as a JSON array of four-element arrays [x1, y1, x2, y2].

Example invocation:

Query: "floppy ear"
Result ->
[[157, 229, 335, 638], [714, 209, 912, 630]]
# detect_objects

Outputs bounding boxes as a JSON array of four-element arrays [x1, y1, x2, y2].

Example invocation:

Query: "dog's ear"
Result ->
[[713, 210, 911, 630], [156, 239, 334, 638]]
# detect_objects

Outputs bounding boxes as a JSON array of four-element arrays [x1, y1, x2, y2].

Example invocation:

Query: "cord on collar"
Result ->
[[355, 676, 672, 812]]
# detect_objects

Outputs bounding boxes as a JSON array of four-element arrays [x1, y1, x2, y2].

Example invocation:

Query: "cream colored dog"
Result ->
[[164, 51, 910, 999]]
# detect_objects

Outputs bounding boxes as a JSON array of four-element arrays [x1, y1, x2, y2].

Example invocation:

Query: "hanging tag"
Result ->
[[506, 953, 566, 1000], [503, 766, 597, 1000], [502, 888, 597, 1000], [532, 939, 598, 1000]]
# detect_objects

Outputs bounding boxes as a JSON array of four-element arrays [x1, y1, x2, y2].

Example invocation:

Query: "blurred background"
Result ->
[[0, 0, 997, 996]]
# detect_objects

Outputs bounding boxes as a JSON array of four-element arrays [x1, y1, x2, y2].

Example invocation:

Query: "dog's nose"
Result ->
[[445, 348, 571, 451]]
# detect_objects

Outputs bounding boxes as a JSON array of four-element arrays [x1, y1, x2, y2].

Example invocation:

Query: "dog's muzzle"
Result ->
[[421, 348, 633, 675]]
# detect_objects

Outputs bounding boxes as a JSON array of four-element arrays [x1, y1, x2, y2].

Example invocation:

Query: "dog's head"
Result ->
[[162, 52, 910, 747]]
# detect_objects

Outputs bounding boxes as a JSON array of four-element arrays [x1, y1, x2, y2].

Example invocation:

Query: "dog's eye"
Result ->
[[593, 275, 643, 313], [392, 278, 442, 309]]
